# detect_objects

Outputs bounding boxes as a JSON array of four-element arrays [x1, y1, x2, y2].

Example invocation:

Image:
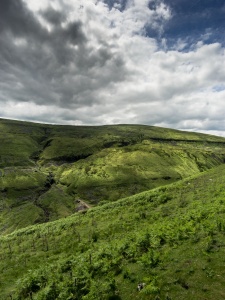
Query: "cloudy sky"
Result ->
[[0, 0, 225, 136]]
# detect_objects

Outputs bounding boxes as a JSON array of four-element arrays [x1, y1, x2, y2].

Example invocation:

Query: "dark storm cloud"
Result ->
[[63, 22, 87, 45], [0, 0, 46, 40], [40, 7, 66, 25], [0, 0, 127, 110], [0, 0, 86, 47]]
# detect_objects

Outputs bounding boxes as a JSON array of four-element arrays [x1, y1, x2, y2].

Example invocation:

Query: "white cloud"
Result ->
[[0, 0, 225, 136]]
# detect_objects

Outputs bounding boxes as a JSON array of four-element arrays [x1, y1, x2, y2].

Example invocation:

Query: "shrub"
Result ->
[[140, 249, 160, 268], [16, 271, 47, 299], [36, 282, 60, 300], [141, 282, 160, 295]]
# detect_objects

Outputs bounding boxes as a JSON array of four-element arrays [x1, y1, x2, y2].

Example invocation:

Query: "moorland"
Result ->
[[1, 118, 225, 299]]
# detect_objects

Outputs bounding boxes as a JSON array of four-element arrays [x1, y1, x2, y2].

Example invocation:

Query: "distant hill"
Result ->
[[1, 118, 225, 234]]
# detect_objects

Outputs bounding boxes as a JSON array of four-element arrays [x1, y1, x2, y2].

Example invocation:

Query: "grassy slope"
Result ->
[[1, 118, 225, 234], [1, 164, 225, 299], [56, 139, 225, 203]]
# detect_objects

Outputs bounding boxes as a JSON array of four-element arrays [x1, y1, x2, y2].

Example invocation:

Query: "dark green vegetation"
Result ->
[[1, 118, 225, 234], [1, 118, 225, 299], [2, 164, 225, 299]]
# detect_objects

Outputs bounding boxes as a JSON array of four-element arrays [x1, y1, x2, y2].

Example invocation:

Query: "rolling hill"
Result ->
[[1, 118, 225, 234], [1, 118, 225, 299]]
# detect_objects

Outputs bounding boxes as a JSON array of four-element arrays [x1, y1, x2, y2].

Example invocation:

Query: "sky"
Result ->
[[0, 0, 225, 136]]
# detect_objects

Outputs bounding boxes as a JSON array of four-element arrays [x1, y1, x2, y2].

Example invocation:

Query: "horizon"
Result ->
[[0, 0, 225, 136], [1, 116, 225, 138]]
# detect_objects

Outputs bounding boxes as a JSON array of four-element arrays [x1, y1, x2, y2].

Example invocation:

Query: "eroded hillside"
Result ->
[[1, 118, 225, 234]]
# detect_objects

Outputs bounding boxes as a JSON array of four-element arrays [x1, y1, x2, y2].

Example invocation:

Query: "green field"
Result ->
[[1, 118, 225, 299]]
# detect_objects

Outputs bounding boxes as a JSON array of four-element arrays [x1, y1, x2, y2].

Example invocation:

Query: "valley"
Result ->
[[1, 119, 225, 299]]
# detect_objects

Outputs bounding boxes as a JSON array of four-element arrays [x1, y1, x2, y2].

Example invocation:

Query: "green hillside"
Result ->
[[1, 164, 225, 299], [1, 118, 225, 234]]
